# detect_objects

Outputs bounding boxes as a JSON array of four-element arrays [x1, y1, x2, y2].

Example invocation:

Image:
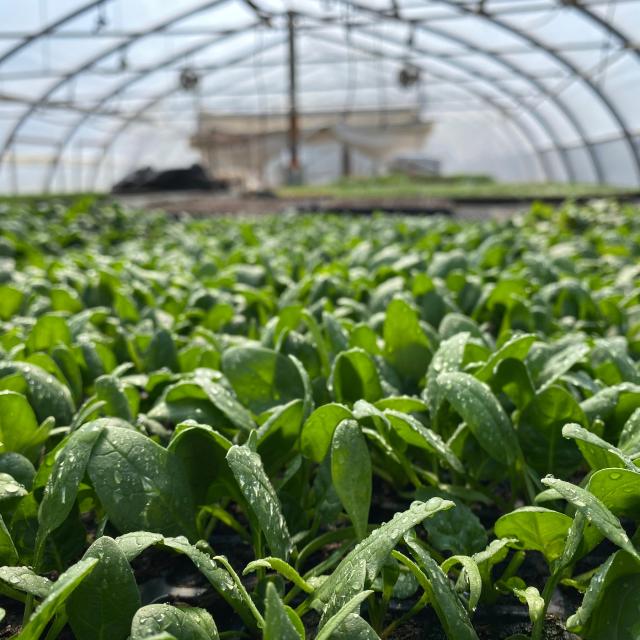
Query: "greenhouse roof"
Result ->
[[0, 0, 639, 192]]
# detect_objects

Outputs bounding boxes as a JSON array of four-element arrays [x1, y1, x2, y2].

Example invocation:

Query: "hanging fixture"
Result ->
[[398, 23, 420, 89], [398, 63, 421, 88], [179, 67, 201, 92]]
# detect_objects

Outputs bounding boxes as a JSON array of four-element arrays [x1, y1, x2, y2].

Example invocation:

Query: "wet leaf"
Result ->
[[222, 346, 306, 414], [314, 498, 453, 606], [67, 536, 140, 640], [436, 372, 518, 465], [130, 604, 219, 640], [18, 558, 98, 640], [331, 420, 371, 540], [226, 444, 292, 560], [87, 426, 197, 538], [495, 507, 573, 565], [301, 403, 352, 462], [263, 582, 303, 640], [0, 361, 74, 425], [405, 533, 479, 640], [541, 477, 640, 560], [329, 348, 382, 404]]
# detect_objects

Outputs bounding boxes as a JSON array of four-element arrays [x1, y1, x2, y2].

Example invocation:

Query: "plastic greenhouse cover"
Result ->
[[0, 0, 638, 192]]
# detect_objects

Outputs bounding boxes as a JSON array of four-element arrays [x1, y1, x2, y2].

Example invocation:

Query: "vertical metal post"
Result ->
[[10, 149, 19, 195], [341, 143, 351, 178], [287, 10, 300, 184]]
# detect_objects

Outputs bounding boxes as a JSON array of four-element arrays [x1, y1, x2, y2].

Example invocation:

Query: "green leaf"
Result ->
[[383, 297, 432, 382], [0, 284, 23, 320], [193, 375, 255, 432], [17, 557, 98, 640], [495, 507, 573, 565], [263, 582, 303, 640], [489, 358, 535, 410], [618, 407, 640, 455], [87, 426, 196, 538], [149, 378, 255, 433], [581, 383, 640, 441], [301, 403, 352, 462], [501, 578, 544, 624], [0, 472, 27, 503], [541, 477, 640, 560], [0, 566, 52, 598], [436, 372, 518, 466], [315, 590, 374, 640], [562, 422, 636, 471], [474, 334, 536, 382], [145, 329, 179, 372], [222, 346, 306, 414], [424, 332, 470, 418], [331, 420, 371, 540], [384, 410, 464, 473], [329, 613, 381, 639], [405, 533, 479, 640], [67, 536, 141, 640], [115, 532, 260, 632], [130, 604, 219, 640], [587, 468, 640, 519], [416, 489, 487, 556], [0, 514, 18, 565], [329, 348, 382, 404], [52, 344, 83, 405], [168, 422, 234, 505], [226, 444, 292, 560], [0, 361, 74, 425], [517, 386, 585, 475], [471, 538, 514, 591], [535, 341, 590, 390], [0, 391, 49, 460], [566, 550, 640, 639], [38, 421, 105, 542], [258, 399, 305, 473], [374, 396, 428, 413], [0, 452, 36, 489], [95, 375, 132, 421], [26, 314, 71, 353], [314, 498, 453, 606], [243, 557, 313, 593], [439, 555, 482, 613]]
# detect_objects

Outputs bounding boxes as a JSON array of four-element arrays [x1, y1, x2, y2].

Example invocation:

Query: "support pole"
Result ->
[[341, 143, 351, 178], [287, 10, 301, 184]]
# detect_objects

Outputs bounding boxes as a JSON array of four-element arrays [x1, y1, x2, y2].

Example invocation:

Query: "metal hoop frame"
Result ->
[[1, 0, 638, 189]]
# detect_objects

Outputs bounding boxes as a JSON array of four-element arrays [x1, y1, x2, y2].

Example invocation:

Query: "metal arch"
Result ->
[[0, 0, 239, 171], [43, 22, 268, 191], [342, 0, 604, 182], [566, 0, 640, 62], [0, 0, 109, 67], [343, 25, 575, 181], [421, 0, 640, 181], [5, 0, 636, 187], [52, 12, 567, 190], [88, 30, 557, 190]]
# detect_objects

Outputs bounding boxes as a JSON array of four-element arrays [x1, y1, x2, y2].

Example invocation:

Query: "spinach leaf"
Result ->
[[331, 420, 372, 540], [66, 536, 140, 640], [226, 444, 292, 560]]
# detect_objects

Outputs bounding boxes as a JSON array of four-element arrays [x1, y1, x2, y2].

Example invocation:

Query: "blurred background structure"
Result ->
[[0, 0, 639, 193]]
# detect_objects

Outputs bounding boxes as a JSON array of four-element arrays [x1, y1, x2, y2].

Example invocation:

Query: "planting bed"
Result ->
[[0, 198, 639, 640]]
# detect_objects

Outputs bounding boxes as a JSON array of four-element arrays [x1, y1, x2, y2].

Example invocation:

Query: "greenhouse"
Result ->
[[0, 0, 639, 192], [1, 2, 640, 640]]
